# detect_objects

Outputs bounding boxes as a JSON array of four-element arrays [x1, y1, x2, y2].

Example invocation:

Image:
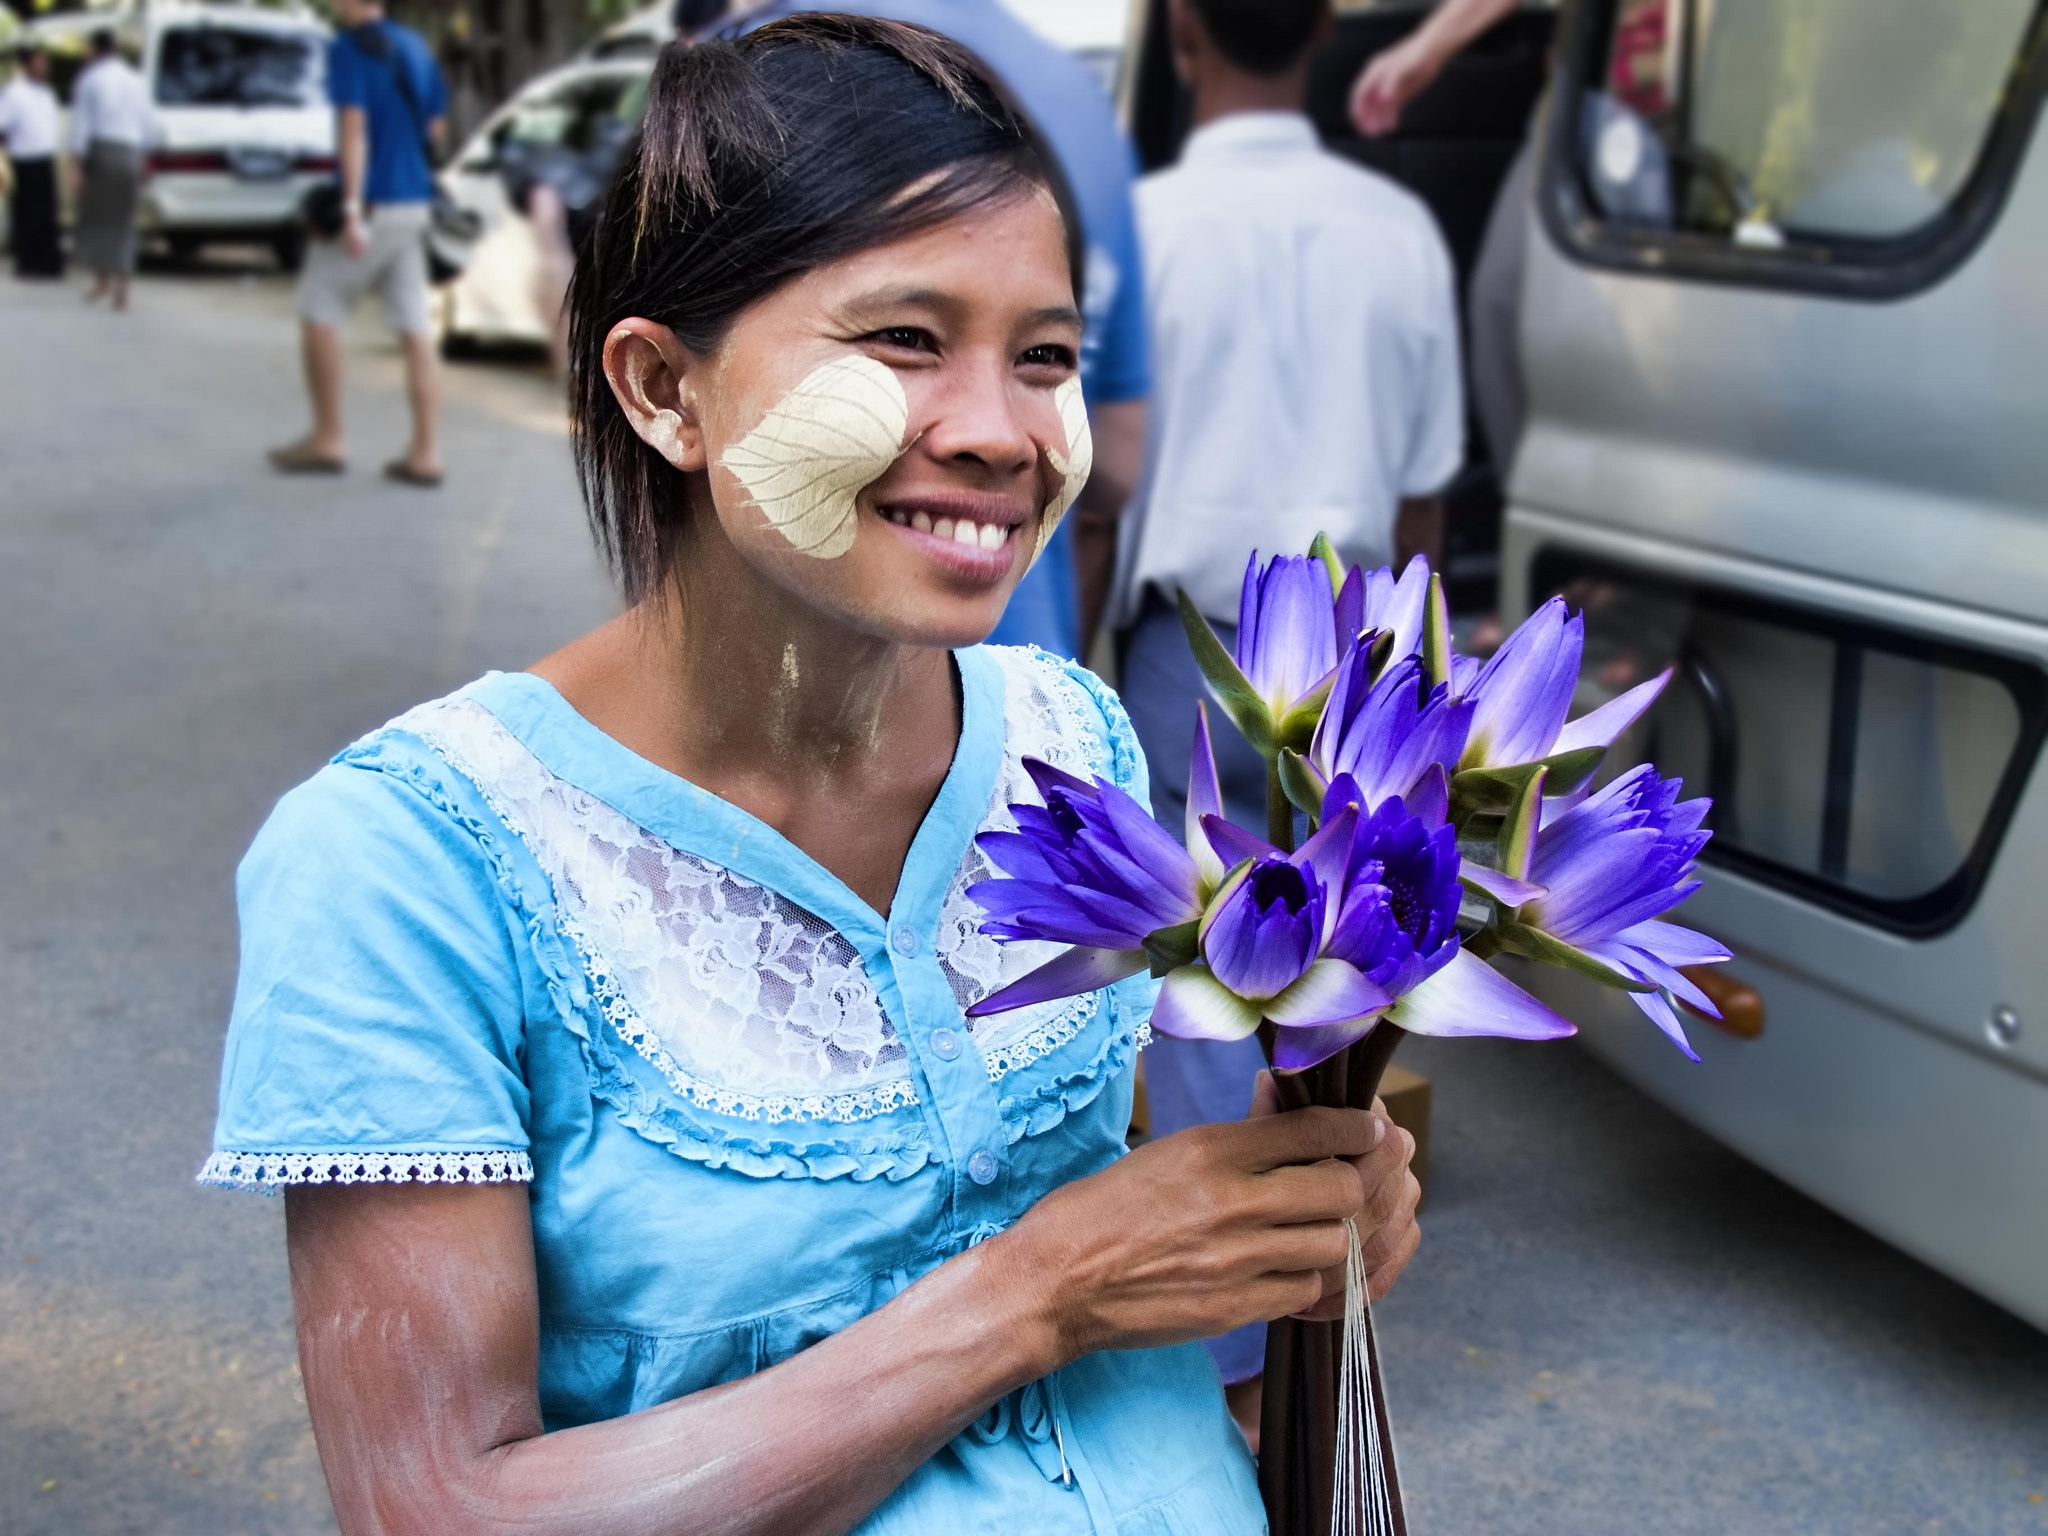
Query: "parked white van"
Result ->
[[137, 2, 333, 268]]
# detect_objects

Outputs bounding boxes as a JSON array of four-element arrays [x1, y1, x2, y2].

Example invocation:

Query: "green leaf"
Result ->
[[1308, 531, 1346, 596], [1421, 572, 1453, 690], [1176, 588, 1274, 758], [1450, 763, 1546, 826], [1496, 923, 1658, 992], [1277, 748, 1329, 822], [1498, 765, 1548, 882], [1143, 920, 1201, 978]]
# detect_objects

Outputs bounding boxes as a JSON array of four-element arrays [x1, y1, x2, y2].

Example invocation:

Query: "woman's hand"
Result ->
[[991, 1095, 1414, 1363], [1242, 1073, 1422, 1319]]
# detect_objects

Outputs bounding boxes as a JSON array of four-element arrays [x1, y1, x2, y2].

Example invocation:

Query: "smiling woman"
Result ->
[[200, 16, 1420, 1536]]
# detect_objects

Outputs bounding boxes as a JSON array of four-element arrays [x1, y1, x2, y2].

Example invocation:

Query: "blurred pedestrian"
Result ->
[[70, 30, 152, 311], [0, 45, 64, 279], [270, 0, 447, 486], [1350, 0, 1528, 469], [1109, 0, 1463, 1425], [735, 0, 1151, 661]]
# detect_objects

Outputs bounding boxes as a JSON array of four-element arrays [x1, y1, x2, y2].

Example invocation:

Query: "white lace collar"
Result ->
[[390, 649, 1125, 1127]]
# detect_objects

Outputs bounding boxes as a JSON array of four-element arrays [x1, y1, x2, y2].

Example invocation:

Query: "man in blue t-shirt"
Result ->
[[270, 0, 451, 487], [738, 0, 1151, 662]]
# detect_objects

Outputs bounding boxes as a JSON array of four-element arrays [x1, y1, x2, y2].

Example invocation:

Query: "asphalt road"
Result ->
[[3, 262, 2045, 1535]]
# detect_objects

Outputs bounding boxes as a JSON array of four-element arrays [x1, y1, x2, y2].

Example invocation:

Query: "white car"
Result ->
[[135, 3, 335, 269], [434, 57, 648, 352]]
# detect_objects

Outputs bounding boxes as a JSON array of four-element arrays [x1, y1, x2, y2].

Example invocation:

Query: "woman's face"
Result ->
[[618, 185, 1085, 649]]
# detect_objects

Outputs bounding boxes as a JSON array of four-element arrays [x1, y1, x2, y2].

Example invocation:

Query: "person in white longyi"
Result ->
[[69, 30, 154, 310]]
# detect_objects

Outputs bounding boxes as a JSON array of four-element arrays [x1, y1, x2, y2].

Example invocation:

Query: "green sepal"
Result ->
[[1496, 922, 1658, 992], [1143, 920, 1201, 978], [1308, 531, 1346, 595], [1362, 626, 1396, 684], [1273, 671, 1338, 752], [1460, 923, 1504, 959], [1176, 588, 1275, 758], [1421, 572, 1453, 690], [1536, 744, 1605, 797], [1449, 762, 1546, 827], [1498, 765, 1548, 882], [1277, 748, 1329, 822]]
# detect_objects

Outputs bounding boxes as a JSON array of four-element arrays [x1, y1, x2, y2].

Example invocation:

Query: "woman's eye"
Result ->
[[1020, 343, 1077, 371], [869, 327, 935, 353]]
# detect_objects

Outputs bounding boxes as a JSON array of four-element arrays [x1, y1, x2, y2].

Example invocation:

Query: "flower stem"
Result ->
[[1267, 763, 1295, 853]]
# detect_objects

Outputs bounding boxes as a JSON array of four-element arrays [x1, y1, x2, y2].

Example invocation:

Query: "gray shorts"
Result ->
[[297, 202, 431, 336]]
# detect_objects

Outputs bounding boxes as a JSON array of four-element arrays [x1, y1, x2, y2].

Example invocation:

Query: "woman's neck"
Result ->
[[530, 526, 961, 914]]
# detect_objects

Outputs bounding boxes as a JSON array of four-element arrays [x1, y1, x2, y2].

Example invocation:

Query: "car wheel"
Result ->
[[166, 234, 202, 267], [272, 230, 306, 273]]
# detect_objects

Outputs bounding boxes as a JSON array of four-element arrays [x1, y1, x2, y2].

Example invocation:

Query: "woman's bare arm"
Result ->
[[288, 1102, 1417, 1536]]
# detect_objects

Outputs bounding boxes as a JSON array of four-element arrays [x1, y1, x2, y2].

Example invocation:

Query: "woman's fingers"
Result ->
[[1231, 1104, 1384, 1175]]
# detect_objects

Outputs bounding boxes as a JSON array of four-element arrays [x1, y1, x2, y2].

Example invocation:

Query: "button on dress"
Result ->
[[204, 644, 1265, 1535]]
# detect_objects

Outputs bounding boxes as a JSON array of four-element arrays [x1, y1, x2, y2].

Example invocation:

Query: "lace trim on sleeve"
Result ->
[[198, 1148, 534, 1194]]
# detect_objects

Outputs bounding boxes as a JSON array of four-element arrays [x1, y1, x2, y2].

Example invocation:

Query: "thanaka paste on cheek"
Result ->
[[1033, 376, 1092, 566], [719, 355, 911, 559]]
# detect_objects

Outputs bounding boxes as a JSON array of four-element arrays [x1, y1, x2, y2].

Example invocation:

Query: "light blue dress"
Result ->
[[204, 644, 1265, 1535]]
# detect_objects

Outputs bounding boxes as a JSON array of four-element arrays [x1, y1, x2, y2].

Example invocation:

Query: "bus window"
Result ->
[[1544, 0, 2048, 294], [1533, 550, 2047, 935]]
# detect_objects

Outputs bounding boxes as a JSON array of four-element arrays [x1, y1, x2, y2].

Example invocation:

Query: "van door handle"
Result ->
[[1680, 965, 1764, 1039]]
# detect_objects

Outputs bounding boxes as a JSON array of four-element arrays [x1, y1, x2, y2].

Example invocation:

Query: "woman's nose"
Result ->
[[916, 358, 1041, 481]]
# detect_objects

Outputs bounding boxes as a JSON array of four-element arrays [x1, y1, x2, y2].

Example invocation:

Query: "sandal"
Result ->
[[384, 458, 444, 488], [268, 442, 346, 475]]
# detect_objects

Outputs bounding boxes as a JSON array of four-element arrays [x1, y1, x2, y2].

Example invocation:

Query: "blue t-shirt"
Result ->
[[204, 650, 1262, 1534], [327, 20, 447, 206], [746, 0, 1152, 660]]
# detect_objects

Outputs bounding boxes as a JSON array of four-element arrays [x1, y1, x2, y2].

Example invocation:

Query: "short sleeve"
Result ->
[[201, 755, 533, 1192], [325, 35, 365, 110], [1399, 219, 1466, 498]]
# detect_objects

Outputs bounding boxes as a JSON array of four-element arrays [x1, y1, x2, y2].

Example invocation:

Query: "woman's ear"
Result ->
[[602, 319, 706, 471]]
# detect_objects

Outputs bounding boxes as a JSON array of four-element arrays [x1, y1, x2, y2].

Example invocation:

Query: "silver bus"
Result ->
[[1124, 0, 2048, 1331]]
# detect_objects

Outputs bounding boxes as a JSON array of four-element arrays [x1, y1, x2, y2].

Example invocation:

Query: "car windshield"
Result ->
[[156, 27, 323, 109]]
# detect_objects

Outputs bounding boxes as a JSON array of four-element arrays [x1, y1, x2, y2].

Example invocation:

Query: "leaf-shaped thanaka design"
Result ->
[[720, 356, 911, 560], [1034, 376, 1093, 565]]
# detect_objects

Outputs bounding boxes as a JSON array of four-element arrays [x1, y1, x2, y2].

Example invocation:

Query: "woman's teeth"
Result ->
[[886, 510, 1011, 551]]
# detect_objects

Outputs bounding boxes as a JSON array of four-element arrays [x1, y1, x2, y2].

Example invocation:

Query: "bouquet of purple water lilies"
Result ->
[[967, 540, 1732, 1074], [966, 539, 1736, 1536]]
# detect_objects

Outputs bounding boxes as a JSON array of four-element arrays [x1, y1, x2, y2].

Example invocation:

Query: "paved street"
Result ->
[[3, 262, 2045, 1535]]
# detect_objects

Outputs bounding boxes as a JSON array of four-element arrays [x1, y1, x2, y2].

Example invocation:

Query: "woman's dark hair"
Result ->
[[568, 15, 1078, 601]]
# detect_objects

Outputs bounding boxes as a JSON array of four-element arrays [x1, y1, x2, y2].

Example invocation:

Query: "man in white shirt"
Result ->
[[70, 30, 154, 309], [1109, 0, 1463, 1436], [0, 45, 64, 277]]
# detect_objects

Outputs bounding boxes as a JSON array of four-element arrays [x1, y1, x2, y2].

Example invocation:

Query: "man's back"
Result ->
[[329, 19, 446, 205], [73, 55, 152, 146], [1126, 113, 1463, 622]]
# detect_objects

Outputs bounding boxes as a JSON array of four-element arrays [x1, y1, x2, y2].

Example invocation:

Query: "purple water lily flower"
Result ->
[[1153, 774, 1574, 1071], [1308, 651, 1473, 813], [965, 755, 1210, 1011], [1237, 551, 1365, 717], [1180, 552, 1370, 760], [1511, 764, 1732, 1060], [1459, 598, 1672, 775], [1360, 555, 1432, 664]]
